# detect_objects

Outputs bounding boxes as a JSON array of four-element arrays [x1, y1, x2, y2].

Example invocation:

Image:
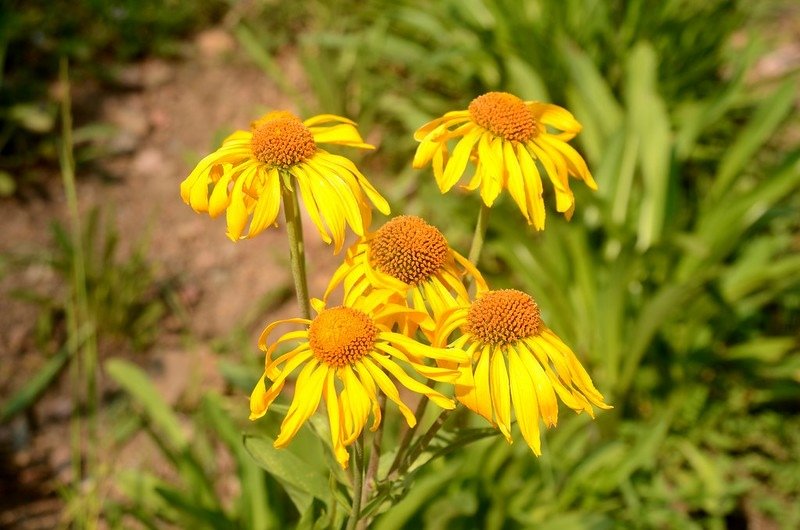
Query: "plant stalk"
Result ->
[[467, 201, 491, 267], [356, 396, 386, 530], [346, 437, 366, 530], [281, 180, 311, 320]]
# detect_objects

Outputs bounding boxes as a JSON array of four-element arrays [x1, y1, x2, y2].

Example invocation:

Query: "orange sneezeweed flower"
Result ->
[[435, 289, 611, 455], [181, 110, 389, 251], [413, 92, 596, 229]]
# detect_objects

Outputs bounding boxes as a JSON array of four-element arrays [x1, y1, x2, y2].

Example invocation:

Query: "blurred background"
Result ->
[[1, 0, 799, 528]]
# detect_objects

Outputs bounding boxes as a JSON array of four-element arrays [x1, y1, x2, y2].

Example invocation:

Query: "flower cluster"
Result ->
[[181, 92, 609, 469]]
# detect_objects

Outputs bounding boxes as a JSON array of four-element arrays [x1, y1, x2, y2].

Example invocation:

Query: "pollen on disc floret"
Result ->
[[466, 289, 542, 346], [468, 91, 537, 143], [308, 307, 378, 367], [250, 115, 317, 168], [369, 216, 450, 286]]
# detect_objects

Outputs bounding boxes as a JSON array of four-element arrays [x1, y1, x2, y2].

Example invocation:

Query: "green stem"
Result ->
[[281, 181, 311, 320], [398, 408, 453, 476], [467, 201, 491, 267], [387, 384, 432, 478], [356, 396, 385, 530], [346, 437, 365, 530], [59, 57, 100, 529]]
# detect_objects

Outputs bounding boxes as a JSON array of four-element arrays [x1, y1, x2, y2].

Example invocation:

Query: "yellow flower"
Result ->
[[180, 110, 390, 251], [324, 215, 487, 337], [413, 92, 596, 229], [249, 297, 466, 468], [435, 289, 611, 455]]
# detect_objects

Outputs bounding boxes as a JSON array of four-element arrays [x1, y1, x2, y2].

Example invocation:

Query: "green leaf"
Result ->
[[105, 359, 187, 450], [243, 433, 332, 512], [0, 348, 69, 423], [201, 395, 274, 530], [710, 77, 797, 200], [625, 42, 672, 249], [155, 486, 236, 530]]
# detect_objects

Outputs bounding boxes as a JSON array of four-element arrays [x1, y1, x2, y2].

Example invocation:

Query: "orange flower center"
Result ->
[[250, 114, 316, 167], [369, 215, 450, 286], [468, 92, 537, 143], [308, 307, 378, 367], [466, 289, 541, 346]]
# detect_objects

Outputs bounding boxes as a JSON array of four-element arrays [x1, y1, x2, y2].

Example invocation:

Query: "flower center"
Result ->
[[308, 307, 378, 367], [369, 216, 450, 286], [250, 114, 316, 167], [466, 289, 541, 346], [468, 92, 537, 143]]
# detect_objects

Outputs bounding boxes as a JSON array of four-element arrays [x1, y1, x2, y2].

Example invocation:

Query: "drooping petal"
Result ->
[[369, 353, 454, 411], [507, 346, 542, 455], [489, 349, 512, 441], [274, 361, 327, 448], [340, 366, 373, 444], [323, 370, 349, 467], [360, 356, 417, 427], [248, 167, 281, 236], [440, 128, 482, 192]]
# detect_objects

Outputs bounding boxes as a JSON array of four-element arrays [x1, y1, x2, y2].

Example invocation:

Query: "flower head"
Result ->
[[413, 92, 596, 229], [435, 289, 611, 455], [180, 111, 390, 251], [324, 215, 487, 336], [249, 296, 466, 468]]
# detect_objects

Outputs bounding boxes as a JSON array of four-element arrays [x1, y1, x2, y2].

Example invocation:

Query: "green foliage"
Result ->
[[104, 359, 287, 529], [14, 208, 173, 352]]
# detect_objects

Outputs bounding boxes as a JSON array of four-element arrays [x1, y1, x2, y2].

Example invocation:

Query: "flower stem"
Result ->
[[346, 437, 365, 530], [387, 384, 432, 478], [60, 57, 101, 529], [467, 201, 491, 267], [398, 408, 453, 476], [356, 396, 385, 530], [281, 181, 311, 320]]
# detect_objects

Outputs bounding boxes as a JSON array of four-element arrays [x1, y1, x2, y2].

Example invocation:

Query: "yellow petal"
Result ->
[[309, 123, 374, 150], [323, 370, 350, 468], [528, 102, 581, 138], [477, 135, 504, 206], [513, 343, 558, 427], [353, 361, 382, 431], [413, 111, 471, 141], [507, 347, 542, 455], [225, 170, 253, 240], [299, 163, 347, 251], [489, 349, 512, 441], [471, 345, 496, 425], [440, 129, 482, 192], [275, 362, 327, 448], [380, 331, 468, 363], [537, 134, 597, 189], [503, 140, 530, 221], [314, 152, 390, 215], [258, 319, 311, 351], [293, 165, 333, 245], [360, 357, 417, 427], [249, 372, 273, 420], [248, 168, 281, 237], [341, 366, 372, 444], [516, 143, 546, 229], [208, 166, 233, 218], [303, 113, 356, 127], [370, 353, 454, 411]]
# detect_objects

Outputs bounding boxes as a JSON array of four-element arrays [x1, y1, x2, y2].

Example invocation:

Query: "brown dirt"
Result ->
[[0, 28, 347, 528]]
